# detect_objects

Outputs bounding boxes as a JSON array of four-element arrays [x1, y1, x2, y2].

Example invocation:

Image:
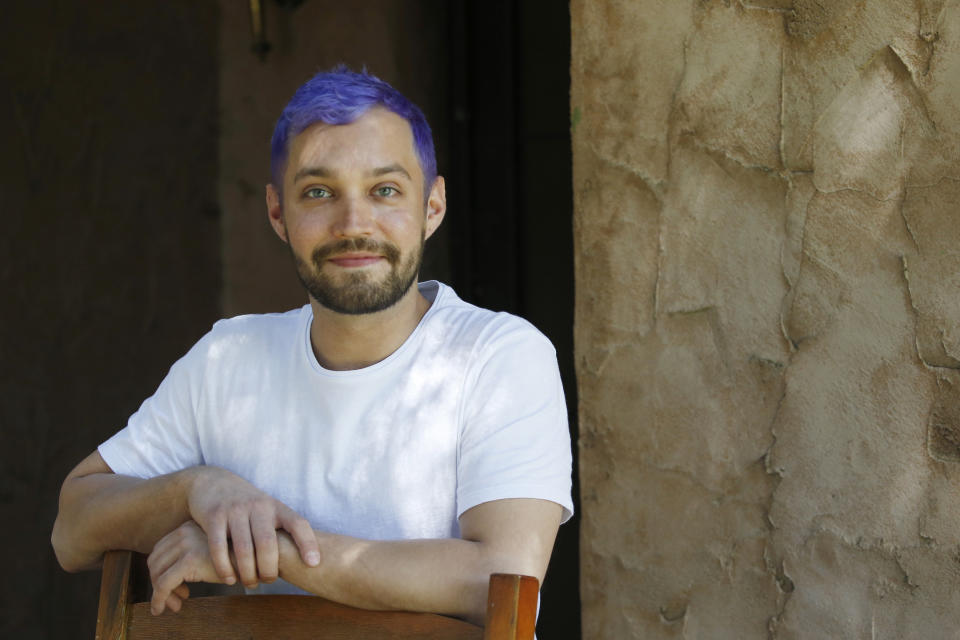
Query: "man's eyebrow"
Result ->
[[371, 164, 412, 181], [292, 164, 413, 183], [293, 166, 334, 183]]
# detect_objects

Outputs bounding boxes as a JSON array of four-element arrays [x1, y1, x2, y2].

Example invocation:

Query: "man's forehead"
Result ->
[[292, 109, 413, 155], [286, 108, 420, 181]]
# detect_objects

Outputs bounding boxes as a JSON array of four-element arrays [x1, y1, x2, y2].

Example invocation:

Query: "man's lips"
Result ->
[[327, 253, 384, 268]]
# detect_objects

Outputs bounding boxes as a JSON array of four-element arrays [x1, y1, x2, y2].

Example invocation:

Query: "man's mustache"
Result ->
[[311, 237, 401, 266]]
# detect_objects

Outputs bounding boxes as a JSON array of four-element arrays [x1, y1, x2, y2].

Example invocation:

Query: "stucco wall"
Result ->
[[572, 1, 960, 637]]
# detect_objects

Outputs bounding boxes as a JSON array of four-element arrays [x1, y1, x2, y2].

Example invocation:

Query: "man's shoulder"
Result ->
[[210, 305, 308, 332], [427, 283, 553, 356], [191, 305, 309, 360]]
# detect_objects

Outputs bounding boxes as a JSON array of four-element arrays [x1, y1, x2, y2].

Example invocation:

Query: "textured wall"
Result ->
[[572, 1, 960, 637]]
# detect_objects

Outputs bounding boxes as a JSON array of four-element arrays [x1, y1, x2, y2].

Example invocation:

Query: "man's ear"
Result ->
[[424, 176, 446, 241], [266, 184, 288, 243]]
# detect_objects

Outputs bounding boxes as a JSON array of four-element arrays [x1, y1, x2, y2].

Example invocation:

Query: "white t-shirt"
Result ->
[[100, 281, 573, 561]]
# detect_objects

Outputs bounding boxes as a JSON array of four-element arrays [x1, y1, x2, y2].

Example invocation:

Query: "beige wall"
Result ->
[[572, 1, 960, 637]]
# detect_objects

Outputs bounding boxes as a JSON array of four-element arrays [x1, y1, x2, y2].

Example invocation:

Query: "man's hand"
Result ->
[[147, 521, 219, 615], [51, 450, 320, 583], [186, 466, 320, 588]]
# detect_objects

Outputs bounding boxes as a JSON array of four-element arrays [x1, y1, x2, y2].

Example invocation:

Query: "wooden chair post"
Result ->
[[483, 573, 539, 640], [95, 550, 134, 640]]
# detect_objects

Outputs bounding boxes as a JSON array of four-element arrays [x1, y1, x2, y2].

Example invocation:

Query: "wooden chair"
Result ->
[[95, 550, 538, 639]]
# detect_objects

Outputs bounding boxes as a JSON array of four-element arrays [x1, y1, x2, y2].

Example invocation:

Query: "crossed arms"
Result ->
[[51, 450, 562, 625]]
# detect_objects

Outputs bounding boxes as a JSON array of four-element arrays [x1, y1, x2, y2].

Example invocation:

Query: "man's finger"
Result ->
[[251, 514, 279, 583], [165, 592, 183, 613], [229, 513, 258, 587], [146, 544, 178, 584], [151, 567, 180, 616], [150, 590, 167, 616], [152, 553, 200, 616], [279, 511, 321, 567], [204, 512, 236, 585]]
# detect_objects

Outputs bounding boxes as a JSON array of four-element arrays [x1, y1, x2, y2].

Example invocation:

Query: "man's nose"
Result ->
[[331, 195, 375, 237]]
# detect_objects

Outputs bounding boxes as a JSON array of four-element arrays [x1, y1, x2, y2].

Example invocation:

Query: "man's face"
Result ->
[[268, 108, 444, 315]]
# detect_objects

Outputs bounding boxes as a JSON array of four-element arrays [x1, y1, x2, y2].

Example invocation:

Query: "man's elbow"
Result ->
[[51, 518, 78, 572], [466, 546, 544, 624], [477, 544, 547, 586], [51, 515, 97, 573]]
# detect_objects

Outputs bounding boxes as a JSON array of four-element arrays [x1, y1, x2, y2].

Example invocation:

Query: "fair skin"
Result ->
[[51, 107, 563, 625], [264, 109, 445, 371]]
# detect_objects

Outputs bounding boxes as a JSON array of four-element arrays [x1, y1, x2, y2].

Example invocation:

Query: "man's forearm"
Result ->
[[275, 499, 560, 626], [52, 464, 197, 572], [277, 532, 499, 626], [55, 451, 323, 590]]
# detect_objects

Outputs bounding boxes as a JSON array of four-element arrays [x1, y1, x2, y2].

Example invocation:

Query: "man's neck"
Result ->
[[307, 283, 432, 371]]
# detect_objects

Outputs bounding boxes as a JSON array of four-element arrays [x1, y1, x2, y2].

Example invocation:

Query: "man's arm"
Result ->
[[51, 449, 320, 585], [147, 498, 561, 625], [280, 498, 561, 625], [51, 451, 196, 572]]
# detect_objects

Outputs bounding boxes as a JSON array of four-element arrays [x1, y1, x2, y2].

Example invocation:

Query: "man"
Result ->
[[52, 67, 572, 626]]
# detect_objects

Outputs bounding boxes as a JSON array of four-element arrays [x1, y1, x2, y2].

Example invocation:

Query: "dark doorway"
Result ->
[[444, 3, 579, 637]]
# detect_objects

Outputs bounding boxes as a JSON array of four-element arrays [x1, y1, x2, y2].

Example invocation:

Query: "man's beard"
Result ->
[[291, 234, 424, 315]]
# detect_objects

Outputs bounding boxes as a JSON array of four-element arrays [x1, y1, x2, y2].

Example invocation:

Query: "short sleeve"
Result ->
[[98, 334, 209, 478], [456, 320, 574, 522]]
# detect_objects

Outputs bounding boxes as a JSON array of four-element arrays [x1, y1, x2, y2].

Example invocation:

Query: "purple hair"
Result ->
[[270, 66, 436, 193]]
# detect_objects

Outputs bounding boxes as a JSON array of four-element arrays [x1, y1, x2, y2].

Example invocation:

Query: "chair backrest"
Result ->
[[94, 550, 539, 640]]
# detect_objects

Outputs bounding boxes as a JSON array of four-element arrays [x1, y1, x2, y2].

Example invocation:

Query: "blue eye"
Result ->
[[375, 186, 399, 197], [304, 187, 332, 199]]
